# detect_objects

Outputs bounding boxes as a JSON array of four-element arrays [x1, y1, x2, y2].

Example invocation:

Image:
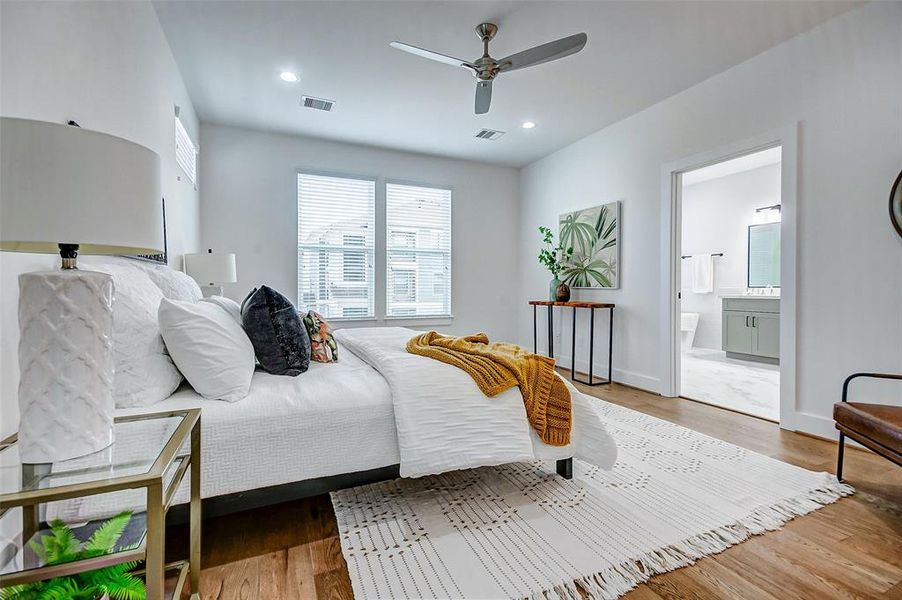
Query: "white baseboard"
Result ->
[[557, 353, 660, 393], [790, 411, 839, 440], [788, 410, 872, 451]]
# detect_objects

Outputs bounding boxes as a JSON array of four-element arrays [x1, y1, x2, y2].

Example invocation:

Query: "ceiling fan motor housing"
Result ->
[[473, 56, 499, 81], [473, 23, 500, 80]]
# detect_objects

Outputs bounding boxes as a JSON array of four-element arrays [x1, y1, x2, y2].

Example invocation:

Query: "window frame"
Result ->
[[175, 115, 197, 188]]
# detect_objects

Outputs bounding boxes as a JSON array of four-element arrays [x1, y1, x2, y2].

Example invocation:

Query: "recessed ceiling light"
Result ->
[[280, 71, 299, 83], [521, 121, 536, 129]]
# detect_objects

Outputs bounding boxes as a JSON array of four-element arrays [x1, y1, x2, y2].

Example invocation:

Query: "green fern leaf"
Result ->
[[78, 560, 145, 600], [29, 520, 79, 566], [105, 573, 146, 600], [33, 577, 79, 600], [76, 560, 136, 588], [0, 583, 40, 600], [84, 511, 131, 554], [27, 537, 48, 563]]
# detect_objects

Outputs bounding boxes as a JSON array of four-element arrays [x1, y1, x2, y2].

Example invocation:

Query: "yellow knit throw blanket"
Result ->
[[406, 331, 571, 446]]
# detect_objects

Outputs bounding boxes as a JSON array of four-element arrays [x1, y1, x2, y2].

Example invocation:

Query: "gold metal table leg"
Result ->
[[146, 482, 164, 600], [21, 504, 38, 546], [19, 463, 44, 544], [189, 417, 202, 597]]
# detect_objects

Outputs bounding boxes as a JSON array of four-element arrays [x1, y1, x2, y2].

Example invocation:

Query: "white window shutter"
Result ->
[[297, 173, 376, 319], [175, 116, 197, 186], [385, 183, 452, 317]]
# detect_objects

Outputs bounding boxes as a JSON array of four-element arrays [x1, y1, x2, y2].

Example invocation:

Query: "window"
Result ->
[[175, 116, 197, 186], [386, 183, 452, 317], [298, 173, 375, 319]]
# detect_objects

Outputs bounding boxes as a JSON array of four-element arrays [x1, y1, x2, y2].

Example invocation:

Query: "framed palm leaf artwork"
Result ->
[[558, 201, 620, 289]]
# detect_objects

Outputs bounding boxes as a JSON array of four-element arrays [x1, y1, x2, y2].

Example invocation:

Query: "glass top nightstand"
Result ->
[[0, 409, 201, 600]]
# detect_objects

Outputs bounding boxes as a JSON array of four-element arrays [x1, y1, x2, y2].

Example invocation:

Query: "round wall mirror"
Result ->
[[892, 169, 902, 239]]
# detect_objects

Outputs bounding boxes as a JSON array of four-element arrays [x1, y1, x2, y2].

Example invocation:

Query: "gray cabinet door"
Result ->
[[723, 312, 753, 354], [752, 313, 780, 358]]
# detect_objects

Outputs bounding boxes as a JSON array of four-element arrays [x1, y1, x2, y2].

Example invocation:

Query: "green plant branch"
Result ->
[[537, 226, 573, 278], [2, 512, 146, 600]]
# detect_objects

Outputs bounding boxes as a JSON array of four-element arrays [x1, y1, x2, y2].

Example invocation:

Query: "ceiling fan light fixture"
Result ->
[[521, 121, 536, 129], [280, 71, 299, 83]]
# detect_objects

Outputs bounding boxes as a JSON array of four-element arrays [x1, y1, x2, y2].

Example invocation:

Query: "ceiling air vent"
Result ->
[[300, 96, 335, 112], [474, 128, 505, 140]]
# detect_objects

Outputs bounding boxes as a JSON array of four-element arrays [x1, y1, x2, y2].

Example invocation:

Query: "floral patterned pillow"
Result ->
[[302, 311, 338, 363]]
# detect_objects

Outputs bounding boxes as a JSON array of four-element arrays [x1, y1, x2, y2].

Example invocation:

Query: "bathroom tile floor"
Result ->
[[680, 348, 779, 421]]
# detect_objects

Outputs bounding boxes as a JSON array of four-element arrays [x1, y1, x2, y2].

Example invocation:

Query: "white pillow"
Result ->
[[142, 266, 203, 302], [201, 295, 242, 325], [88, 261, 183, 408], [158, 298, 255, 402]]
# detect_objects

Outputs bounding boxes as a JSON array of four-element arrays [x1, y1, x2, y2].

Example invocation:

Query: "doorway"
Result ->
[[679, 148, 781, 420], [659, 126, 798, 428]]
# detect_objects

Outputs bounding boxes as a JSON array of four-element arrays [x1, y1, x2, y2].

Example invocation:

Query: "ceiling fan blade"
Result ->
[[498, 32, 587, 73], [390, 41, 475, 70], [475, 80, 492, 114]]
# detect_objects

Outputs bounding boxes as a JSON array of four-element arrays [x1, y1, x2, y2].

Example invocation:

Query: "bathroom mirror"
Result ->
[[748, 223, 780, 288], [891, 169, 902, 239]]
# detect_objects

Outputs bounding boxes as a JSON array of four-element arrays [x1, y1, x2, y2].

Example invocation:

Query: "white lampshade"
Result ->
[[0, 117, 163, 255], [184, 251, 237, 285]]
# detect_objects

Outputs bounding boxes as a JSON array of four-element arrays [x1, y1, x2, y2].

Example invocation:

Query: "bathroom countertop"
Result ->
[[719, 294, 781, 300]]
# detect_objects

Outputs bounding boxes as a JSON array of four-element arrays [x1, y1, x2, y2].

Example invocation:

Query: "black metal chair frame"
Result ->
[[836, 372, 902, 482]]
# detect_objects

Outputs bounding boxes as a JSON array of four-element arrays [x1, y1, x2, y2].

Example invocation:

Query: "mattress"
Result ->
[[46, 349, 397, 522]]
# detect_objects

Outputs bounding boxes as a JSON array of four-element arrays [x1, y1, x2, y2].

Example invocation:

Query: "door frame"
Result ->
[[658, 124, 798, 429]]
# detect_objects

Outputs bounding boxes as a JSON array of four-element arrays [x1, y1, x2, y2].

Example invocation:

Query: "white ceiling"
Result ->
[[682, 146, 782, 186], [153, 1, 859, 168]]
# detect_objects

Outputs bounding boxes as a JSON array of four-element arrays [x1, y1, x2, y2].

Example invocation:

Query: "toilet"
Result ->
[[681, 312, 700, 351]]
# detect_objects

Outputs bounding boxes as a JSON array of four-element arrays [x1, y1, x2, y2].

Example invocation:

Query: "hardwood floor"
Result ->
[[167, 381, 902, 599]]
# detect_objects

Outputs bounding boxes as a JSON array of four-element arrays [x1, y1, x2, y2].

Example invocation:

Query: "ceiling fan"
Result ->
[[390, 23, 587, 115]]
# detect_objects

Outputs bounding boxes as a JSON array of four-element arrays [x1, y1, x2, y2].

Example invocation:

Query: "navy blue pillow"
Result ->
[[240, 286, 310, 376]]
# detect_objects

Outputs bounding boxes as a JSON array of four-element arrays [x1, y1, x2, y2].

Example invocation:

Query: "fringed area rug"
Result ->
[[331, 399, 853, 600]]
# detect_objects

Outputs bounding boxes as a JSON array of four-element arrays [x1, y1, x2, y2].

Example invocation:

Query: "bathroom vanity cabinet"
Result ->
[[721, 296, 780, 364]]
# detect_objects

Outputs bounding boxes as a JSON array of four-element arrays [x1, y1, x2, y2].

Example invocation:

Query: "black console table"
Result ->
[[529, 300, 615, 386]]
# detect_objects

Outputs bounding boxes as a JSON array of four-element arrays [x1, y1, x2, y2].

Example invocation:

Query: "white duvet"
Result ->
[[334, 327, 617, 478], [36, 327, 614, 534]]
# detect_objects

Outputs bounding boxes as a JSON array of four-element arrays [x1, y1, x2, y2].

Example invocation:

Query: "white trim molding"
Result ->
[[659, 124, 799, 431]]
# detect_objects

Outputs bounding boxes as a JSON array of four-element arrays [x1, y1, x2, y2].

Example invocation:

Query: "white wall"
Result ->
[[199, 123, 521, 342], [681, 163, 782, 350], [518, 2, 902, 438], [0, 1, 200, 436]]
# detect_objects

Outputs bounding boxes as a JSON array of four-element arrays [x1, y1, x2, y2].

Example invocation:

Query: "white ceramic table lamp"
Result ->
[[0, 117, 163, 463], [184, 250, 237, 297]]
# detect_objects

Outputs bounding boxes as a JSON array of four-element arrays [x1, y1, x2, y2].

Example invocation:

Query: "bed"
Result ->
[[42, 259, 616, 523]]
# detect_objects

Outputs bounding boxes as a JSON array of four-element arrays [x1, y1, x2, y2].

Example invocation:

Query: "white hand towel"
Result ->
[[690, 254, 714, 294]]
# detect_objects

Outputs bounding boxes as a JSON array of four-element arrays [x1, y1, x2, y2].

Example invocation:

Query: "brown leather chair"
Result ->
[[834, 372, 902, 481]]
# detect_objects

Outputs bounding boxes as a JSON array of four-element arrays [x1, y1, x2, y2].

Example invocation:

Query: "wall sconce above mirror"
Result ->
[[753, 203, 782, 224]]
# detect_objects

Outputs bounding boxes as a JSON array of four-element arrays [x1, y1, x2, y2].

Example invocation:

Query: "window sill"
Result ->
[[322, 315, 455, 326], [384, 315, 454, 326], [322, 316, 378, 323]]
